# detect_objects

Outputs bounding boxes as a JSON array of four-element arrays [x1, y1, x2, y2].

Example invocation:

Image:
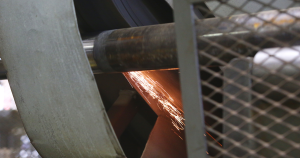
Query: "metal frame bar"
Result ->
[[173, 0, 207, 157]]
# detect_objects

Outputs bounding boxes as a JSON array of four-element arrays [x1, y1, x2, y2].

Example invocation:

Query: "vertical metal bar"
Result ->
[[173, 0, 207, 157]]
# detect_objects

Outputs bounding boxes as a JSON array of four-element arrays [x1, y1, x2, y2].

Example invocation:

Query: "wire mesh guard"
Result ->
[[196, 0, 300, 157]]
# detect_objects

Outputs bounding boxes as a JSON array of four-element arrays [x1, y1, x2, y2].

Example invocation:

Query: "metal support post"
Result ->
[[173, 0, 207, 157]]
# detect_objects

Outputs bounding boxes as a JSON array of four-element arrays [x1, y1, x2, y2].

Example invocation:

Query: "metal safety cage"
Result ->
[[182, 0, 300, 157]]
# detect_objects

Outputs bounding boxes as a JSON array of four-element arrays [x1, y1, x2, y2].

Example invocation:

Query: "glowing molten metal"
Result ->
[[124, 71, 185, 131]]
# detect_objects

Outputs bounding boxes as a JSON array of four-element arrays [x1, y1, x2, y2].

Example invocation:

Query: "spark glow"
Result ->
[[124, 71, 223, 147], [124, 71, 185, 131], [206, 132, 223, 147]]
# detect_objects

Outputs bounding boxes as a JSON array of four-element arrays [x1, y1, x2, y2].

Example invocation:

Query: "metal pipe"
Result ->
[[93, 7, 300, 72], [1, 7, 300, 78], [94, 8, 300, 72]]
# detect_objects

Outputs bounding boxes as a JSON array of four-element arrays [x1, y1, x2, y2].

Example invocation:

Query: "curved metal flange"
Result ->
[[0, 0, 125, 157]]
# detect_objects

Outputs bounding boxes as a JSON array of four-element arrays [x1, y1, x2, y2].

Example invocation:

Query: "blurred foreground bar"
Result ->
[[1, 7, 300, 78]]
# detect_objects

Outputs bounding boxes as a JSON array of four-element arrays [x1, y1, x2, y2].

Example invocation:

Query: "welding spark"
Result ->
[[172, 129, 184, 140], [124, 71, 223, 148], [206, 132, 223, 147], [124, 72, 185, 131]]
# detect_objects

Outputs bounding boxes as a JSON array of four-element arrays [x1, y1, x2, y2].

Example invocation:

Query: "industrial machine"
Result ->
[[0, 0, 299, 158]]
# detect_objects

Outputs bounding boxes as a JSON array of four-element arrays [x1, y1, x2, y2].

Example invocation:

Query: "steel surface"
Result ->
[[0, 0, 124, 157]]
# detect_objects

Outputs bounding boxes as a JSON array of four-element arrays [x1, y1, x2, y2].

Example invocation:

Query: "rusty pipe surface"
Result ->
[[94, 7, 300, 72], [1, 7, 300, 78]]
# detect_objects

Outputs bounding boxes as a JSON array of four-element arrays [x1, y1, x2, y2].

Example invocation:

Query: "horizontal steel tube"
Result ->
[[1, 7, 300, 78], [94, 7, 300, 72]]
